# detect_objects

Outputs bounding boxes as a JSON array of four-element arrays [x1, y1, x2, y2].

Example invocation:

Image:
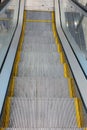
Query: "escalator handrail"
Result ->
[[0, 0, 11, 11], [70, 0, 87, 13]]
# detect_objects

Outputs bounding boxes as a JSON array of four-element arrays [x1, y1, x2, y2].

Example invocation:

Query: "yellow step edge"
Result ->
[[84, 128, 87, 130], [60, 51, 66, 64], [74, 98, 84, 127], [8, 78, 15, 97], [57, 43, 62, 53], [51, 11, 77, 99], [25, 10, 53, 13], [0, 18, 10, 21], [26, 19, 52, 23], [55, 37, 60, 45], [1, 98, 11, 127], [4, 98, 11, 127], [15, 51, 21, 62], [68, 78, 76, 98], [52, 11, 55, 23], [64, 63, 70, 78], [0, 128, 5, 130]]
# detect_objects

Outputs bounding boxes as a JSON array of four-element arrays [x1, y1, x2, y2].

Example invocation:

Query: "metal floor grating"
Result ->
[[9, 98, 77, 128], [14, 77, 69, 98]]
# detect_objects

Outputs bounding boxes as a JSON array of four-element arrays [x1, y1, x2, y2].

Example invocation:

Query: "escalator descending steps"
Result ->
[[2, 10, 84, 129], [14, 77, 69, 98], [9, 98, 77, 128]]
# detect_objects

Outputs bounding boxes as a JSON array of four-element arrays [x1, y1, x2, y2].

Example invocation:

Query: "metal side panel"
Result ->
[[0, 0, 25, 116], [55, 0, 87, 110]]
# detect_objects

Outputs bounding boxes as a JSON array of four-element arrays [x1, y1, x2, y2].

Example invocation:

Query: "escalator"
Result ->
[[0, 0, 86, 129]]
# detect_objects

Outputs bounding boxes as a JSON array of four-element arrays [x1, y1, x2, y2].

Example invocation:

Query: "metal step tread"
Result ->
[[6, 128, 84, 130], [24, 30, 53, 38], [25, 22, 52, 32], [18, 63, 64, 78], [20, 52, 59, 64], [14, 77, 69, 97], [23, 35, 55, 45], [26, 11, 52, 20], [22, 43, 57, 52], [9, 98, 77, 128]]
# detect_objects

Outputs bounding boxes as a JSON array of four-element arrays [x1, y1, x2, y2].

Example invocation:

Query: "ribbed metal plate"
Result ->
[[25, 22, 52, 32], [26, 11, 52, 20], [14, 77, 69, 97], [20, 52, 59, 65], [23, 35, 55, 45], [18, 63, 64, 78], [22, 43, 57, 52], [6, 128, 84, 130], [9, 98, 77, 128], [24, 30, 53, 37]]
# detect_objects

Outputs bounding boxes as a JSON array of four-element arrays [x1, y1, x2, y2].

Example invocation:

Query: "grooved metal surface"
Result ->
[[20, 52, 60, 64], [8, 11, 78, 128], [18, 63, 64, 78], [14, 77, 69, 97], [25, 22, 52, 32], [26, 11, 52, 20], [24, 30, 53, 37], [24, 35, 55, 45], [9, 98, 77, 128], [22, 43, 57, 52], [6, 128, 84, 130]]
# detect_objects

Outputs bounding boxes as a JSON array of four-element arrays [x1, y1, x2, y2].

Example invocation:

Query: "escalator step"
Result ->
[[23, 35, 55, 45], [25, 22, 52, 32], [9, 98, 77, 128], [20, 52, 59, 65], [14, 77, 69, 98], [6, 129, 84, 130], [26, 11, 52, 20], [22, 43, 57, 52], [18, 63, 64, 78]]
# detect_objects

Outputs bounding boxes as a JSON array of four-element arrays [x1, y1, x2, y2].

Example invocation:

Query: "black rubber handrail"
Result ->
[[0, 0, 10, 11], [71, 0, 87, 13]]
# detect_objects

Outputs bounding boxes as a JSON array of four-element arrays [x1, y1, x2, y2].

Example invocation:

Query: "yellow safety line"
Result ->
[[25, 10, 53, 13], [26, 19, 52, 23], [64, 63, 70, 78], [0, 128, 4, 130], [8, 78, 15, 97], [4, 98, 11, 127], [0, 18, 10, 21], [74, 98, 84, 127], [1, 97, 11, 127], [68, 78, 75, 97], [60, 51, 66, 64]]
